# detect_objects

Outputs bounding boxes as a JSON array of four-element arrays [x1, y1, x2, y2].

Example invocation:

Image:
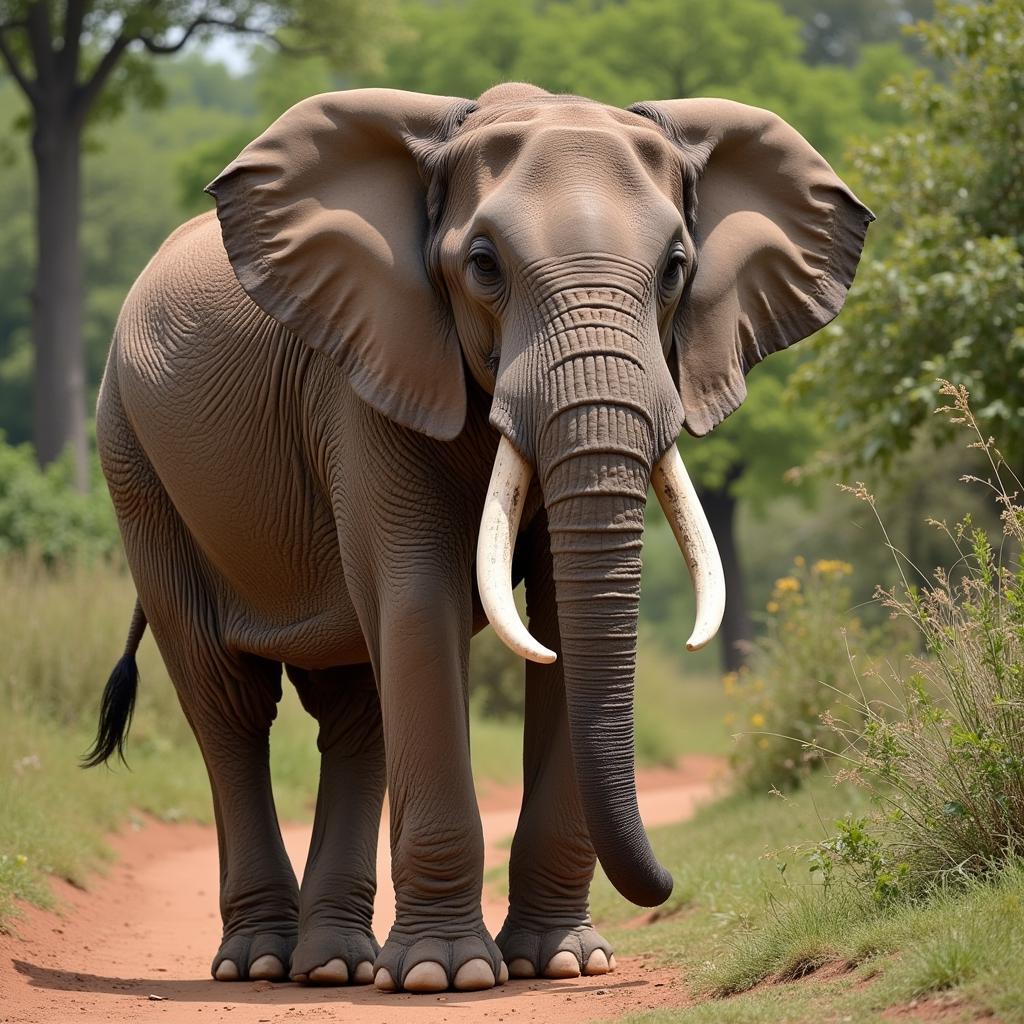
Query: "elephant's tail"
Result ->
[[81, 599, 148, 768]]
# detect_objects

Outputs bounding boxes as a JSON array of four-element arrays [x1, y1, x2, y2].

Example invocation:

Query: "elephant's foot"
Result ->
[[373, 925, 507, 993], [290, 925, 379, 985], [496, 921, 615, 979], [211, 929, 297, 982]]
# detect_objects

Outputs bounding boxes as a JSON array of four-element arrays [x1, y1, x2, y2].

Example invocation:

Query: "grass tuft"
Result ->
[[903, 926, 985, 998]]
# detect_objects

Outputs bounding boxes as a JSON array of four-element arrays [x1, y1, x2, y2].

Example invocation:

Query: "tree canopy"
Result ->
[[372, 0, 911, 164], [0, 0, 388, 485], [796, 0, 1024, 474]]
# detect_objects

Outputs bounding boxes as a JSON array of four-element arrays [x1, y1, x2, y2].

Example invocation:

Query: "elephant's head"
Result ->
[[207, 84, 872, 907]]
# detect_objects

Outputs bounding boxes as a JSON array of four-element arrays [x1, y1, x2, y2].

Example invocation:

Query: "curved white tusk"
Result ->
[[477, 436, 557, 665], [651, 444, 726, 652]]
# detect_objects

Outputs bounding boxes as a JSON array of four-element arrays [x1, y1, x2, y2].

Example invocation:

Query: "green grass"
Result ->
[[585, 775, 1024, 1023]]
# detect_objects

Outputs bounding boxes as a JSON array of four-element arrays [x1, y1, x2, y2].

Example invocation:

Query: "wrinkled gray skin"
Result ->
[[96, 82, 868, 994]]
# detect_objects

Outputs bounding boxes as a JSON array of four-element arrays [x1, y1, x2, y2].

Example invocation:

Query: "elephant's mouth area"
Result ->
[[476, 432, 725, 662]]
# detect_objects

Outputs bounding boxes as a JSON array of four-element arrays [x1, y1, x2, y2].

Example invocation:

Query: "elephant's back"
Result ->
[[116, 210, 255, 373], [111, 212, 364, 667]]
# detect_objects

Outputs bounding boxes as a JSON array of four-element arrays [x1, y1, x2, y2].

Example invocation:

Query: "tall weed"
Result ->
[[815, 382, 1024, 896]]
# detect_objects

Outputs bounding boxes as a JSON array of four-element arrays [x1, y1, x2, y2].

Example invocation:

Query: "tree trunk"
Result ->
[[31, 107, 88, 491], [699, 471, 752, 673]]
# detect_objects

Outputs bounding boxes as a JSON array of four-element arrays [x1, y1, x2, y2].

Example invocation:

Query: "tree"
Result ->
[[0, 60, 257, 448], [795, 0, 1024, 476], [0, 1, 383, 488]]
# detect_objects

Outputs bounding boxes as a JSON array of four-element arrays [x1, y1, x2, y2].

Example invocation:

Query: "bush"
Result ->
[[814, 383, 1024, 899], [470, 624, 525, 720], [0, 436, 119, 562], [725, 556, 871, 794]]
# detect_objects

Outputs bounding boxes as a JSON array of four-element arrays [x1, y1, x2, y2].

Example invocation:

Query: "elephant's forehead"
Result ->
[[451, 101, 683, 204]]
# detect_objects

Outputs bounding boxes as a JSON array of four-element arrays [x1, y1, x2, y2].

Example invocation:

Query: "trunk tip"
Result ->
[[618, 865, 674, 908]]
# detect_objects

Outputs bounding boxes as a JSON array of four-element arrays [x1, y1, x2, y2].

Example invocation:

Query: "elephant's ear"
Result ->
[[206, 89, 473, 441], [630, 98, 874, 437]]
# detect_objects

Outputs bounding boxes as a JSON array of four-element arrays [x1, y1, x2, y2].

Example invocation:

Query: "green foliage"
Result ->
[[725, 556, 871, 793], [0, 436, 119, 561], [807, 814, 910, 906], [372, 0, 910, 164], [680, 359, 822, 512], [813, 385, 1024, 899], [778, 0, 933, 66], [797, 0, 1024, 473]]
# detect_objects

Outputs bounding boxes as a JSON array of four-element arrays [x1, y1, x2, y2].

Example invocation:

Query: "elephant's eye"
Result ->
[[467, 238, 503, 290], [660, 243, 688, 296]]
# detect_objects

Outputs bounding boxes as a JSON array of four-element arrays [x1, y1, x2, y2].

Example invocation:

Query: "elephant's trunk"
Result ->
[[478, 292, 724, 906], [541, 406, 671, 905]]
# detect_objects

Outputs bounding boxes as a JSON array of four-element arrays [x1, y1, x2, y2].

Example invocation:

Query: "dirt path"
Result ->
[[0, 756, 723, 1024]]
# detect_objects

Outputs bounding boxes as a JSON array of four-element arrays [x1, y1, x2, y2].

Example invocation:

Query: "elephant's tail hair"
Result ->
[[81, 600, 147, 769]]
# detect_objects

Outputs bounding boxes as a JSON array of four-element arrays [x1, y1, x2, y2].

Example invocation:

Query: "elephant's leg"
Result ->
[[163, 642, 300, 982], [371, 580, 505, 994], [496, 516, 615, 980], [100, 385, 298, 981], [287, 663, 385, 985]]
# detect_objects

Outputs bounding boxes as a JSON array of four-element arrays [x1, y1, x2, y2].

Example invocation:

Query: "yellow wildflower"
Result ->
[[766, 600, 780, 614], [794, 555, 806, 567], [722, 672, 737, 695], [812, 559, 853, 577], [750, 712, 766, 728], [774, 576, 801, 594]]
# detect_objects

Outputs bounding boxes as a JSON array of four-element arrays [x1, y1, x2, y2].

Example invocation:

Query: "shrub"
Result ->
[[814, 382, 1024, 899], [0, 436, 119, 562], [726, 556, 869, 794]]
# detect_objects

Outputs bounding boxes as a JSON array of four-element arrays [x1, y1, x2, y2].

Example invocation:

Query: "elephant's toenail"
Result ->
[[404, 961, 448, 993], [584, 949, 610, 975], [498, 961, 509, 984], [249, 954, 285, 980], [309, 958, 349, 984], [374, 968, 397, 992], [214, 959, 239, 981], [544, 951, 581, 979], [453, 958, 495, 991], [608, 954, 617, 971], [508, 958, 535, 979], [353, 961, 374, 985]]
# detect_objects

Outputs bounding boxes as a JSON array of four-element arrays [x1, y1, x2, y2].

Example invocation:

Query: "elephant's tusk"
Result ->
[[477, 436, 557, 665], [651, 444, 726, 651]]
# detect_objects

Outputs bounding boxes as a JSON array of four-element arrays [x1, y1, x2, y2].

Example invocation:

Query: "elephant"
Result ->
[[87, 81, 871, 995]]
